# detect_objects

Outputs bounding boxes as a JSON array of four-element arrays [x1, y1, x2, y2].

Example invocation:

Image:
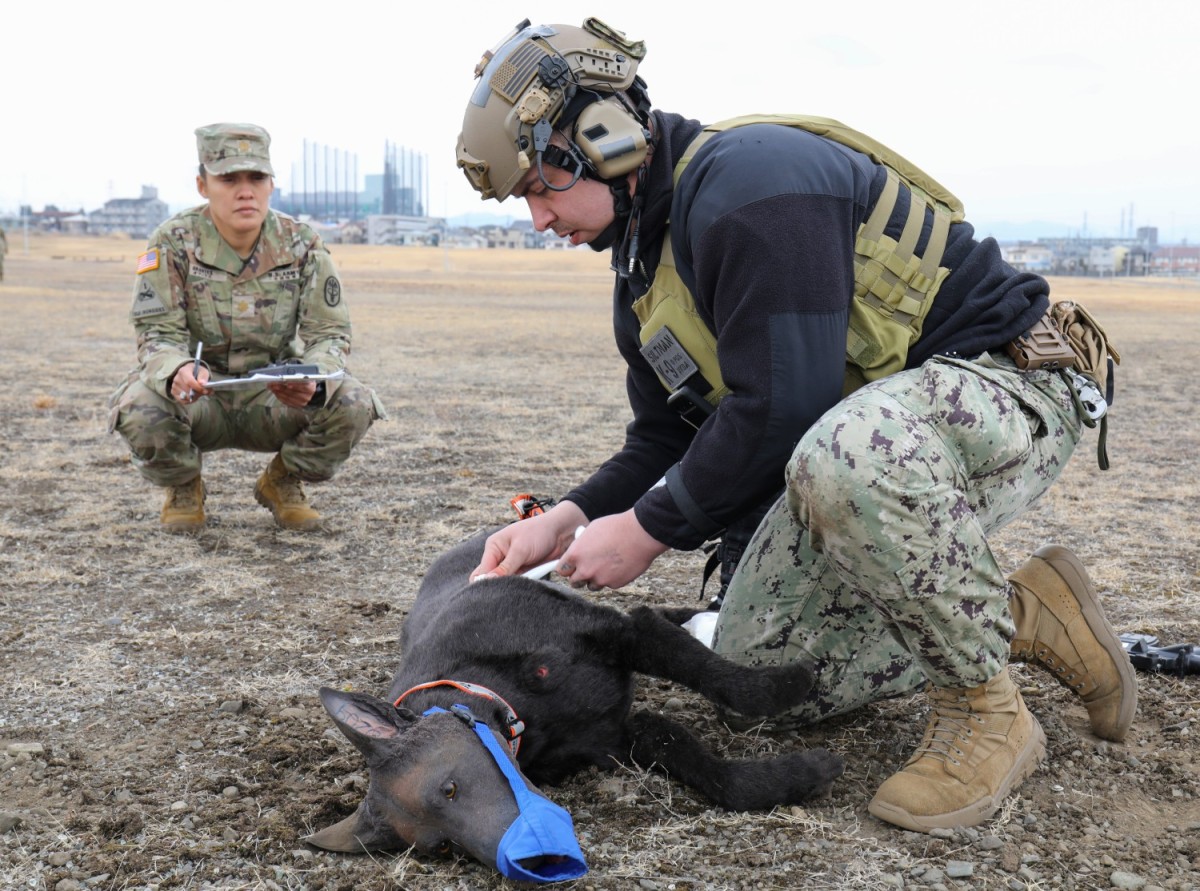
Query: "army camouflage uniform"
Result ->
[[0, 226, 7, 282], [712, 352, 1081, 723], [108, 205, 384, 487]]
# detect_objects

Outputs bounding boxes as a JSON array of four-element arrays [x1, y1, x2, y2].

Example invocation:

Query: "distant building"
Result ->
[[363, 171, 426, 217], [61, 213, 89, 235], [1000, 242, 1054, 272], [365, 214, 443, 246], [1019, 234, 1153, 276], [22, 206, 84, 232], [273, 140, 427, 221], [1151, 244, 1200, 276], [89, 186, 169, 238], [437, 220, 580, 250], [483, 225, 526, 250]]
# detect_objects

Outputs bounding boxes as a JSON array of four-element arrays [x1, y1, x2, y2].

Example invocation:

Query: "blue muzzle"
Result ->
[[425, 705, 588, 883]]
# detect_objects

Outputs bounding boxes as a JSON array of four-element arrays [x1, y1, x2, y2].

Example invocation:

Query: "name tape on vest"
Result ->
[[640, 327, 699, 390]]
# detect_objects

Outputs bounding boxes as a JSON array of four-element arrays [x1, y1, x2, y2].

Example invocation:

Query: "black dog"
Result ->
[[309, 528, 844, 875]]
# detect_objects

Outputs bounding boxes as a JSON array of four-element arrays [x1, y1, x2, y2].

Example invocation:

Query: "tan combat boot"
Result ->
[[868, 671, 1045, 833], [254, 454, 321, 530], [1008, 545, 1136, 742], [161, 476, 206, 532]]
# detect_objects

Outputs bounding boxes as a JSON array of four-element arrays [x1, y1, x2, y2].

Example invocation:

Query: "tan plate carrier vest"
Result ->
[[632, 115, 966, 413]]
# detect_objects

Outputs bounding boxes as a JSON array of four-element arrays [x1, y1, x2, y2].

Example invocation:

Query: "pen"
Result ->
[[190, 342, 203, 400]]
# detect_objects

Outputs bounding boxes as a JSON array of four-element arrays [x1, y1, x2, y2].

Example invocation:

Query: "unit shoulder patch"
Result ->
[[324, 277, 342, 307], [132, 280, 169, 318]]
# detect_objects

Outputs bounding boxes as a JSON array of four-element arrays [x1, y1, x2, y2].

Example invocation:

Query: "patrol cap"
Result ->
[[195, 122, 275, 176]]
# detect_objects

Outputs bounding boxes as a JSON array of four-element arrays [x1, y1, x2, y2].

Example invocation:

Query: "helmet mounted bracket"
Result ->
[[533, 120, 586, 192]]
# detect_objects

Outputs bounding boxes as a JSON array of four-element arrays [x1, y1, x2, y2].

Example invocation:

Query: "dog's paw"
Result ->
[[778, 747, 846, 802], [731, 661, 815, 716]]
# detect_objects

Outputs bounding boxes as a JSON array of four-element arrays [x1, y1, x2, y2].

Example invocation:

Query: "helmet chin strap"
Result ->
[[587, 178, 633, 253], [535, 140, 628, 253]]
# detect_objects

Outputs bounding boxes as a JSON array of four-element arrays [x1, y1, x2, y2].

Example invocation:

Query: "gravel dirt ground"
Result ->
[[1, 235, 1198, 891]]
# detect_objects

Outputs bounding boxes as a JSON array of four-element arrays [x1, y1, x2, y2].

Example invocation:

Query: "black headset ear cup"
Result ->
[[572, 98, 649, 179]]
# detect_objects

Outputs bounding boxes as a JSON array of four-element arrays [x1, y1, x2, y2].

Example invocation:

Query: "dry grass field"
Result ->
[[1, 233, 1198, 890]]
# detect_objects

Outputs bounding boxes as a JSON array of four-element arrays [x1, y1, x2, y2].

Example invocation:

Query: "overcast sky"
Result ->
[[4, 0, 1197, 242]]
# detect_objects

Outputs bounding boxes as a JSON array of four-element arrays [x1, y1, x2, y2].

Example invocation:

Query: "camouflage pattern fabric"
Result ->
[[195, 123, 275, 177], [109, 375, 378, 485], [108, 206, 384, 486], [712, 352, 1082, 725]]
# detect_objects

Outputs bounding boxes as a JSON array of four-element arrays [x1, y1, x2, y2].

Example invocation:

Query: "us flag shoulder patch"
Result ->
[[136, 249, 160, 274]]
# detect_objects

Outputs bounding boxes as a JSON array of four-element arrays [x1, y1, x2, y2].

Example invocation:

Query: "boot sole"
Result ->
[[1031, 545, 1137, 741], [867, 716, 1047, 833]]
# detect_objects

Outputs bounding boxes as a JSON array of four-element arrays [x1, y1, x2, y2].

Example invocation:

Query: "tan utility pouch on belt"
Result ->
[[1005, 312, 1077, 372], [1010, 300, 1121, 470], [1050, 300, 1121, 401]]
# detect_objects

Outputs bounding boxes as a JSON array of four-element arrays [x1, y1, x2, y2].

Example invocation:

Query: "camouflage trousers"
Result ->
[[108, 373, 382, 487], [711, 352, 1083, 725]]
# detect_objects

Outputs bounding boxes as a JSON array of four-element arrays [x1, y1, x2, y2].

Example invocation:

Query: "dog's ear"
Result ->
[[318, 687, 414, 759], [520, 648, 570, 692]]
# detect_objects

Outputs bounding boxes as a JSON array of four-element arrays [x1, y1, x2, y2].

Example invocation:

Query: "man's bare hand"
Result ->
[[470, 501, 588, 581], [553, 509, 668, 591]]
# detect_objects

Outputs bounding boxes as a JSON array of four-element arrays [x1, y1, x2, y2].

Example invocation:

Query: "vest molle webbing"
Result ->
[[634, 114, 965, 415]]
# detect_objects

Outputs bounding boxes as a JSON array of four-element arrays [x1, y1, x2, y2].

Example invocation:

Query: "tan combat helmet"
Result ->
[[456, 18, 652, 202]]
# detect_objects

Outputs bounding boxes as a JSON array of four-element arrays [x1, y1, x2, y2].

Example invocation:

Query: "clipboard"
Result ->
[[204, 365, 345, 391]]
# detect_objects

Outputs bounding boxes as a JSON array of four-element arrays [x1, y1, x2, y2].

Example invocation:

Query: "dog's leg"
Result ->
[[628, 711, 844, 810], [623, 606, 814, 716]]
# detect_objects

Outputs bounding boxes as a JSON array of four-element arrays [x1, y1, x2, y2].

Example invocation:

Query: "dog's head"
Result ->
[[306, 687, 587, 883]]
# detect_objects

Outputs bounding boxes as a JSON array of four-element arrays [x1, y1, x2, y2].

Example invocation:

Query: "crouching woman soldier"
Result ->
[[109, 122, 385, 532]]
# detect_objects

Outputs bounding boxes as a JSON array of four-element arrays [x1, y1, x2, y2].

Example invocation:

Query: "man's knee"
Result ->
[[111, 380, 181, 448], [321, 379, 381, 439]]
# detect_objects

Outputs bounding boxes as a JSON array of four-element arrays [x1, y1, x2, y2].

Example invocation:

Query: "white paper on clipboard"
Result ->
[[204, 369, 345, 391]]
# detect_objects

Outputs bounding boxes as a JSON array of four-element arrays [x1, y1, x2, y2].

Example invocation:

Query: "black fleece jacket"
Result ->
[[564, 111, 1050, 551]]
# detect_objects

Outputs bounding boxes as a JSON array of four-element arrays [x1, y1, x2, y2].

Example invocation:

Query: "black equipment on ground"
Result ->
[[1119, 633, 1200, 677]]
